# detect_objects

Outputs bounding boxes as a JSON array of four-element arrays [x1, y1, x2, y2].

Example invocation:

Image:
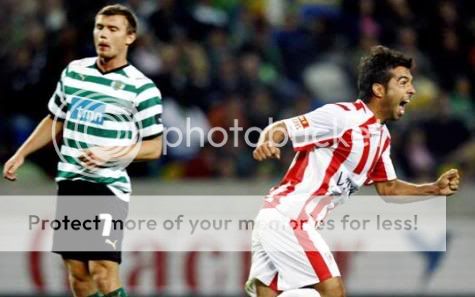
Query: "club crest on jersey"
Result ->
[[70, 97, 105, 125], [111, 80, 125, 90]]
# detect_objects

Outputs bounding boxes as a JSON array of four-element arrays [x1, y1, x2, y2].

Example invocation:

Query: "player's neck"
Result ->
[[96, 55, 128, 73], [366, 100, 387, 124]]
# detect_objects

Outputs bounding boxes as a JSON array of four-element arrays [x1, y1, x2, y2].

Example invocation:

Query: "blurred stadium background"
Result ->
[[1, 0, 475, 296]]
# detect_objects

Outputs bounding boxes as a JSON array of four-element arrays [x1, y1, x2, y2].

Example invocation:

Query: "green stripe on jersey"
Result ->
[[63, 137, 91, 149], [64, 86, 133, 109], [139, 115, 159, 129], [66, 70, 137, 94], [57, 170, 128, 184], [137, 97, 161, 111]]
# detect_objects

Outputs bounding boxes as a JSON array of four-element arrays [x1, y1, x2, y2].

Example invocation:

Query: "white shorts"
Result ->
[[245, 208, 340, 296]]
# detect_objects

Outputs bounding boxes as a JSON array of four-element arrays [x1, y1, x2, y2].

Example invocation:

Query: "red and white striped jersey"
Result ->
[[265, 99, 396, 220]]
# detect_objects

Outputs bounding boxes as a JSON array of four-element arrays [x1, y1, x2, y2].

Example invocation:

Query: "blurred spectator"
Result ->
[[1, 0, 474, 181], [421, 95, 471, 162], [449, 77, 475, 130], [403, 128, 436, 181]]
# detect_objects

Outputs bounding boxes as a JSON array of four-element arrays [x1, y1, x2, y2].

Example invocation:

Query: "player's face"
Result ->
[[93, 15, 135, 60], [381, 66, 416, 121]]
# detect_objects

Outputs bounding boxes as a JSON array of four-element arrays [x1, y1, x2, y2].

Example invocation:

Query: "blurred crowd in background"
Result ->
[[1, 0, 475, 182]]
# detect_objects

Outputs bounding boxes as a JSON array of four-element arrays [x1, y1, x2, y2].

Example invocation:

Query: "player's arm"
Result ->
[[130, 135, 162, 161], [3, 114, 64, 181], [253, 121, 288, 161], [374, 169, 460, 197], [79, 135, 163, 168]]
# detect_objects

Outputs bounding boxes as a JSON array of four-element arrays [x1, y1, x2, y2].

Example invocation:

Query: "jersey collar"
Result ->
[[90, 59, 130, 76], [355, 99, 383, 126]]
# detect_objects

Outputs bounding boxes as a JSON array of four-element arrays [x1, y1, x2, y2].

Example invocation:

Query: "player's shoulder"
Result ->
[[123, 64, 152, 84], [124, 64, 162, 98], [312, 100, 363, 118], [309, 99, 372, 128], [323, 100, 367, 113], [67, 57, 97, 70], [124, 64, 161, 94], [331, 99, 373, 122]]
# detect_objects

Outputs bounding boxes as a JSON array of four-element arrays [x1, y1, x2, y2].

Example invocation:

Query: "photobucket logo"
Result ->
[[161, 116, 355, 155], [162, 117, 285, 156], [52, 90, 143, 176]]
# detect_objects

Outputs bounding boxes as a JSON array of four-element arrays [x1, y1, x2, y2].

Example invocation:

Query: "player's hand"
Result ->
[[3, 154, 25, 181], [435, 168, 460, 196], [78, 147, 115, 170], [253, 141, 281, 161]]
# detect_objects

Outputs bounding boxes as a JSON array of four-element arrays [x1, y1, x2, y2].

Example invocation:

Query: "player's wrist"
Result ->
[[13, 151, 27, 161], [426, 182, 441, 195]]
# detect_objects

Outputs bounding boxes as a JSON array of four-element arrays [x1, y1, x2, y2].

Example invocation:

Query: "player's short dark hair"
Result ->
[[96, 4, 138, 34], [357, 45, 413, 102]]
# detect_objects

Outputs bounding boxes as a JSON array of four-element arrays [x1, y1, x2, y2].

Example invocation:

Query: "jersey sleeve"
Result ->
[[366, 137, 397, 184], [134, 82, 164, 140], [283, 104, 348, 151], [47, 67, 68, 120]]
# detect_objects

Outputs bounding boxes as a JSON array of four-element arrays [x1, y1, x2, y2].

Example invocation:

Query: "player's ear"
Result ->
[[125, 32, 136, 46], [372, 83, 385, 98]]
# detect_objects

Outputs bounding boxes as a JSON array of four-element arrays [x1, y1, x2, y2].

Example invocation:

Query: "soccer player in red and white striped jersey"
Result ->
[[245, 46, 460, 297]]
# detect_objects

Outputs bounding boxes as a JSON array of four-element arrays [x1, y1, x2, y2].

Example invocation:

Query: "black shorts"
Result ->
[[52, 180, 129, 264]]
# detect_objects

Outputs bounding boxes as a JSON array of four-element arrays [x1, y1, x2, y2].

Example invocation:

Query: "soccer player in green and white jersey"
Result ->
[[3, 4, 162, 297]]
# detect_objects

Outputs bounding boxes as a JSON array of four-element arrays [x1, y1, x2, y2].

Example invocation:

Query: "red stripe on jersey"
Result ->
[[309, 196, 333, 220], [360, 115, 378, 126], [353, 125, 371, 174], [266, 152, 310, 207], [354, 100, 366, 111], [278, 152, 310, 195], [371, 159, 388, 181], [353, 115, 377, 174], [367, 137, 391, 181], [268, 273, 280, 292], [312, 129, 353, 196], [291, 216, 333, 282], [293, 138, 336, 152], [367, 136, 389, 174], [335, 103, 350, 111]]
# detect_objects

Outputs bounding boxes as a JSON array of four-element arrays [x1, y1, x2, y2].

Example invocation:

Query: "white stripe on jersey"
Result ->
[[57, 162, 128, 179], [62, 128, 137, 147]]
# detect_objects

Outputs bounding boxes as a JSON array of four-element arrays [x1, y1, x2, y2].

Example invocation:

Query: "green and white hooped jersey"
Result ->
[[48, 57, 163, 201]]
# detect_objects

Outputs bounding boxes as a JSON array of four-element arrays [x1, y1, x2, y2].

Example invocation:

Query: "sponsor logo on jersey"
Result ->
[[292, 116, 310, 130], [298, 116, 309, 128], [70, 97, 106, 125]]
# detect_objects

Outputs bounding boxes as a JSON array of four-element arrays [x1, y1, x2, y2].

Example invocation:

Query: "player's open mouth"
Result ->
[[399, 99, 410, 107], [397, 99, 410, 116]]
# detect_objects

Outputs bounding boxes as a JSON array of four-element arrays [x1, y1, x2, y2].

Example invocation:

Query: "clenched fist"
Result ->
[[436, 168, 460, 196], [253, 141, 281, 161]]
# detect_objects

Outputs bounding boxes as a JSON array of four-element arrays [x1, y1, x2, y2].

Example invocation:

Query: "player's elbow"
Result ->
[[145, 136, 163, 160], [150, 144, 162, 160], [152, 138, 163, 160], [375, 180, 397, 196]]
